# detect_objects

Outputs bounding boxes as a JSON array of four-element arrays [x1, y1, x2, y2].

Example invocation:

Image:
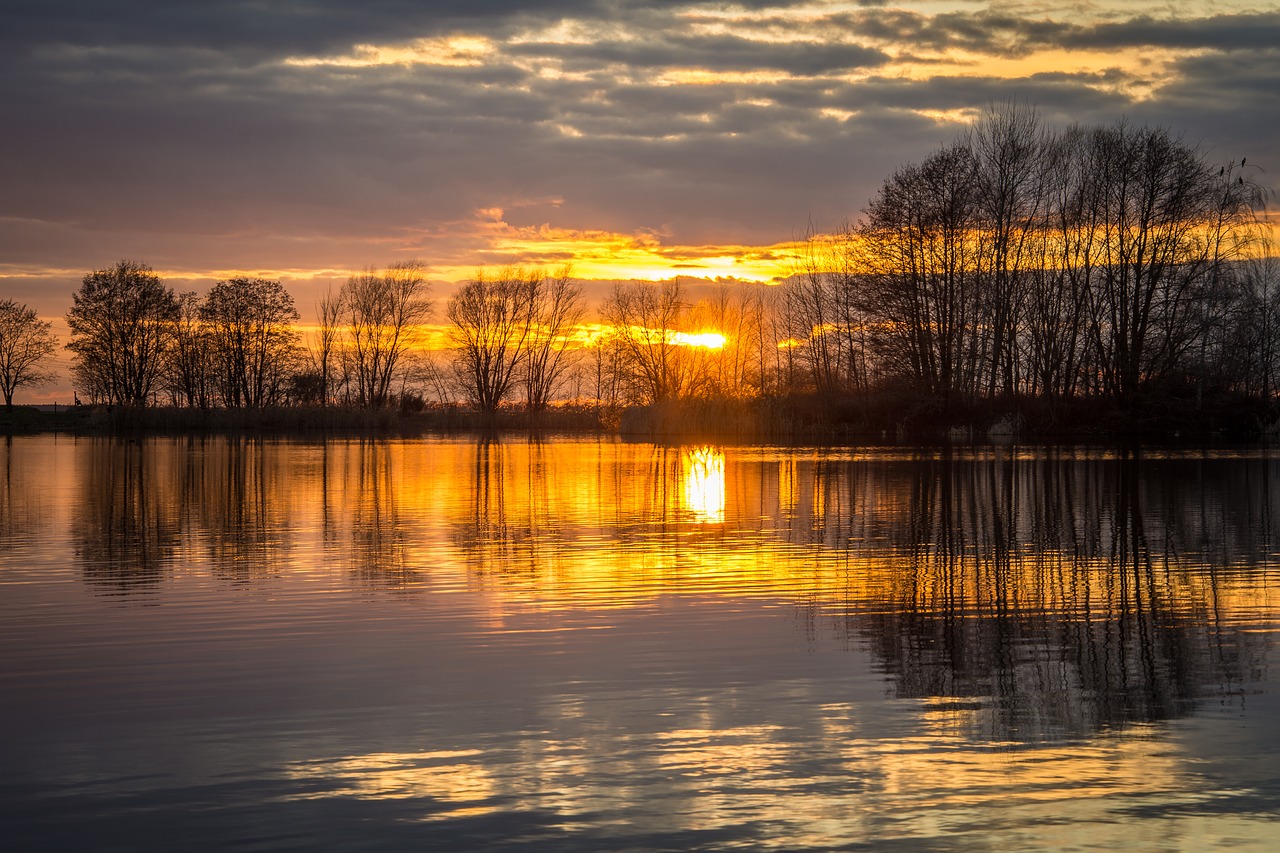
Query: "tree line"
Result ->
[[784, 106, 1272, 426], [1, 105, 1273, 431]]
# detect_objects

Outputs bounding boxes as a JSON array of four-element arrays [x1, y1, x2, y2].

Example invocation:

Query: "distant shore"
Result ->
[[3, 392, 1275, 443]]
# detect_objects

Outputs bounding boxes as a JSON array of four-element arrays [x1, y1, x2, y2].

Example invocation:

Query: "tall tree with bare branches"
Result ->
[[446, 267, 537, 414], [521, 267, 584, 412], [340, 261, 432, 408]]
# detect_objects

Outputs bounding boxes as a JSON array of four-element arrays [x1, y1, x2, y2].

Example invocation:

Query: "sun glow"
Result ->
[[669, 331, 726, 350], [465, 215, 798, 283]]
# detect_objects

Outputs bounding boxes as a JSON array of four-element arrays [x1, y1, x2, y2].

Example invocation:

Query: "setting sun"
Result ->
[[669, 331, 726, 350]]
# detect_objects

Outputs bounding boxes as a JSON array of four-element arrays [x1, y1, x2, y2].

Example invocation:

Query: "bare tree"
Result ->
[[521, 267, 585, 411], [201, 277, 302, 408], [164, 292, 213, 408], [66, 260, 179, 406], [968, 101, 1047, 397], [1083, 124, 1261, 402], [586, 325, 624, 412], [314, 284, 343, 407], [602, 278, 711, 404], [340, 260, 432, 408], [1023, 125, 1097, 402], [859, 144, 984, 409], [0, 299, 58, 408], [446, 267, 537, 414], [786, 230, 848, 397]]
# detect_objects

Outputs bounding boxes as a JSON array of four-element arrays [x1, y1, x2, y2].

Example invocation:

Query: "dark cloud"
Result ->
[[1062, 13, 1280, 52], [511, 32, 889, 75], [835, 9, 1072, 56], [0, 0, 804, 57], [0, 1, 585, 56]]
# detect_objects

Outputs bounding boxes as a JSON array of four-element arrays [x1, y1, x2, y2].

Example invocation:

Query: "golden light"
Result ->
[[283, 35, 494, 68], [461, 212, 799, 283], [669, 331, 726, 350], [682, 445, 726, 524]]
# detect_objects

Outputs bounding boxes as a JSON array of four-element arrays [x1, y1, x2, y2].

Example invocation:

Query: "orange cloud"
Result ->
[[421, 208, 801, 282]]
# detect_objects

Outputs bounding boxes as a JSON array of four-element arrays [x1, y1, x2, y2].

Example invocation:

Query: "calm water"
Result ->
[[2, 435, 1279, 851]]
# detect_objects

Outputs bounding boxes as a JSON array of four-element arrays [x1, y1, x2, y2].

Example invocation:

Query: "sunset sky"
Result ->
[[3, 0, 1278, 341]]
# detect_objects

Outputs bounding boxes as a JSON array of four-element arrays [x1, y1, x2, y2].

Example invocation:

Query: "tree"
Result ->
[[1083, 123, 1261, 402], [859, 144, 984, 408], [1023, 124, 1097, 402], [602, 278, 711, 404], [785, 229, 870, 398], [0, 299, 58, 408], [314, 284, 342, 407], [967, 101, 1047, 397], [164, 292, 213, 408], [200, 277, 302, 408], [66, 260, 179, 406], [446, 267, 537, 414], [786, 232, 844, 396], [520, 267, 584, 411], [340, 261, 432, 408]]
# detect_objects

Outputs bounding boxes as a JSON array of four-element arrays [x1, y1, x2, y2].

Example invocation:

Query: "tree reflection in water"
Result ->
[[339, 438, 414, 585], [75, 439, 183, 593], [793, 449, 1274, 741], [66, 438, 1275, 742]]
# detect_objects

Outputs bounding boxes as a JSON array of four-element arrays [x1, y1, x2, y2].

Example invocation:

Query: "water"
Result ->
[[2, 435, 1278, 850]]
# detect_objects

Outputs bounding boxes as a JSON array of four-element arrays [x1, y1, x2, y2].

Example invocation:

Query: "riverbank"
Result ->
[[2, 390, 1274, 442], [0, 403, 614, 436]]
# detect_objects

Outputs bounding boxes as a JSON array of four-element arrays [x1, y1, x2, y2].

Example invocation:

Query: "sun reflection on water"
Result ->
[[681, 445, 725, 524]]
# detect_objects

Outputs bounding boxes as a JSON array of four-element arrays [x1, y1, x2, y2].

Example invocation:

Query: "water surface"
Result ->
[[2, 435, 1278, 850]]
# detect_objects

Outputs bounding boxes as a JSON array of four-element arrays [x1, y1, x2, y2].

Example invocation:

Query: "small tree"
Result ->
[[314, 284, 342, 407], [602, 278, 710, 404], [0, 299, 58, 408]]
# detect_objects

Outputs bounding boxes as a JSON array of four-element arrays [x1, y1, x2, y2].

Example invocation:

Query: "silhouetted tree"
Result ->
[[339, 261, 432, 408], [859, 144, 984, 408], [968, 101, 1047, 397], [446, 267, 537, 413], [521, 267, 584, 412], [602, 278, 711, 404], [786, 232, 845, 397], [66, 260, 179, 406], [314, 284, 342, 407], [200, 277, 301, 408], [164, 292, 213, 408], [0, 299, 58, 408]]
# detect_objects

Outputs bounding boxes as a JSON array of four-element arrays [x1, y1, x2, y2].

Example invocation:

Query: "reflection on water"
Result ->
[[683, 445, 726, 523], [2, 436, 1279, 850], [813, 452, 1272, 741]]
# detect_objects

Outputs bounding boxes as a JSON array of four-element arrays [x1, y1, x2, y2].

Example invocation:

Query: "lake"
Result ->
[[2, 435, 1278, 850]]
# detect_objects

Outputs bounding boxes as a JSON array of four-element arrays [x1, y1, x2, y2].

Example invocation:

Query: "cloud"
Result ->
[[0, 0, 1276, 327]]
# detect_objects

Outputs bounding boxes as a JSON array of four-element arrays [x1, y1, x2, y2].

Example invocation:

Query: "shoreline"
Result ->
[[2, 397, 1274, 444]]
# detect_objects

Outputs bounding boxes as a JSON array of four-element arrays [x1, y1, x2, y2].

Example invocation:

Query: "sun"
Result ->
[[670, 331, 726, 350]]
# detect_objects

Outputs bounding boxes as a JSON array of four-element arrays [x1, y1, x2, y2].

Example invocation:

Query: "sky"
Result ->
[[2, 0, 1279, 399]]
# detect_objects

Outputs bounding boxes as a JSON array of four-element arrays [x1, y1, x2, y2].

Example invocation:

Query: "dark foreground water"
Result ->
[[2, 435, 1278, 851]]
